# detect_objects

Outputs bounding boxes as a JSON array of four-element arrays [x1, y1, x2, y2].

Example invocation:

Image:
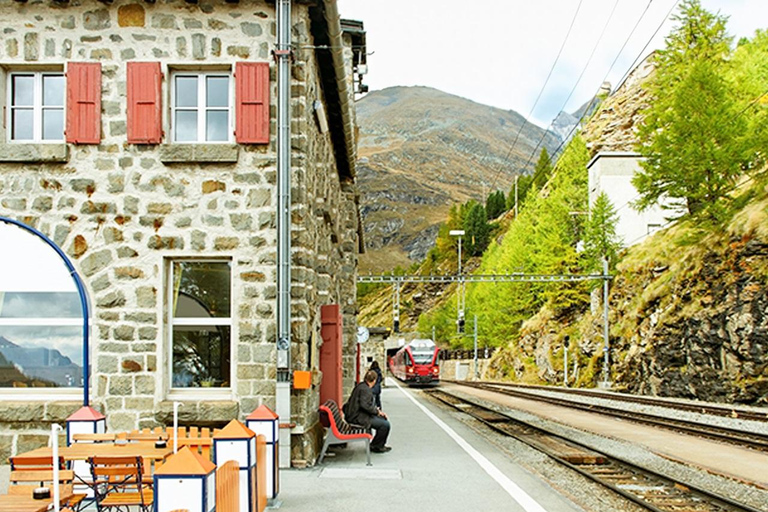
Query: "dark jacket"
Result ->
[[372, 367, 383, 395], [344, 382, 378, 429]]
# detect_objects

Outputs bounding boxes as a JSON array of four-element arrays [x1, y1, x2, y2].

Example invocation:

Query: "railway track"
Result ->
[[449, 380, 768, 453], [427, 389, 763, 512], [451, 380, 768, 423]]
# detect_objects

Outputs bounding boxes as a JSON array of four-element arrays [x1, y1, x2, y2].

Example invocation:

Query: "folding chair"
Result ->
[[8, 468, 86, 511], [89, 455, 153, 512], [9, 455, 65, 471]]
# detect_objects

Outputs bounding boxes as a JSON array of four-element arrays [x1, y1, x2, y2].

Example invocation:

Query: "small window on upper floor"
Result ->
[[8, 72, 65, 142], [171, 73, 231, 143]]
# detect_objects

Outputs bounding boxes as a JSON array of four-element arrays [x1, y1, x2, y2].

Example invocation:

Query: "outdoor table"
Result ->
[[0, 493, 74, 512], [16, 442, 173, 464]]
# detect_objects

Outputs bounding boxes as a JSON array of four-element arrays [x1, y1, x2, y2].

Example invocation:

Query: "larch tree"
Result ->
[[634, 0, 756, 221]]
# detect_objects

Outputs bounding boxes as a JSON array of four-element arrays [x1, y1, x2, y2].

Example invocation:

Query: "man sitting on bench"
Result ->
[[345, 370, 392, 453]]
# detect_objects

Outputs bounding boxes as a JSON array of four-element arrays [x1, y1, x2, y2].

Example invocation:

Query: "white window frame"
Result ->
[[6, 71, 65, 143], [170, 72, 232, 143], [166, 259, 233, 400]]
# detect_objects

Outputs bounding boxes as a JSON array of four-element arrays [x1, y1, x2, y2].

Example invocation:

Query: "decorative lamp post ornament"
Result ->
[[213, 419, 260, 512], [246, 405, 280, 503], [65, 405, 106, 446], [154, 446, 216, 512]]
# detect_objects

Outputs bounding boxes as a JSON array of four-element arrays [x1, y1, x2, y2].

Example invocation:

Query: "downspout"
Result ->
[[275, 0, 293, 469], [0, 217, 91, 406]]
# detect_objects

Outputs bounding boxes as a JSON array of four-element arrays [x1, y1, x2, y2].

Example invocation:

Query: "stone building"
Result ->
[[0, 0, 365, 465]]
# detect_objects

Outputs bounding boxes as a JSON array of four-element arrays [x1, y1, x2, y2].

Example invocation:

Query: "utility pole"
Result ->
[[449, 230, 465, 332], [393, 281, 400, 334], [563, 335, 569, 387], [473, 315, 478, 380], [514, 175, 519, 218], [602, 257, 610, 387]]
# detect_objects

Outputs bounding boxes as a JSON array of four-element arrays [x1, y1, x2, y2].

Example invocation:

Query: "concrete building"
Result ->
[[587, 152, 673, 247], [0, 0, 365, 465]]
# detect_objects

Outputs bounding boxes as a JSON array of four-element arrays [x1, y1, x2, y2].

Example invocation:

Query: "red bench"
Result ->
[[318, 400, 372, 466]]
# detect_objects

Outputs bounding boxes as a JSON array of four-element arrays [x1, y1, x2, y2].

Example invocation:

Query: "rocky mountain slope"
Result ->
[[356, 86, 560, 272]]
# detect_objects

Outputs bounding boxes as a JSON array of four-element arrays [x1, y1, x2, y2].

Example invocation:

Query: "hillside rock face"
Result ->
[[356, 86, 560, 272], [612, 238, 768, 404]]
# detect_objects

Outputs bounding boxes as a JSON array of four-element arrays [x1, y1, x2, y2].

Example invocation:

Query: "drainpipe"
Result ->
[[275, 0, 292, 469]]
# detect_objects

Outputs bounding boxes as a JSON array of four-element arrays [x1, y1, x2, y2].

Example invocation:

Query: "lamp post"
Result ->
[[601, 256, 611, 387], [449, 230, 465, 333]]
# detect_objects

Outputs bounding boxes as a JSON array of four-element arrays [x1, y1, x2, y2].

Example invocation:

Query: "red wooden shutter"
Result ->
[[235, 62, 270, 144], [127, 62, 163, 144], [66, 62, 101, 144]]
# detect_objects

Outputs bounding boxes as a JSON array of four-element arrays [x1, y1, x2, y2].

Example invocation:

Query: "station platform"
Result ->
[[278, 379, 582, 512]]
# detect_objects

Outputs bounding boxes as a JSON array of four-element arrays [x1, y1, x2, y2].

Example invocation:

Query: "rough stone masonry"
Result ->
[[0, 0, 361, 464]]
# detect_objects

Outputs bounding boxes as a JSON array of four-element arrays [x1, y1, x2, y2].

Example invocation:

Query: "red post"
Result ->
[[319, 305, 343, 406]]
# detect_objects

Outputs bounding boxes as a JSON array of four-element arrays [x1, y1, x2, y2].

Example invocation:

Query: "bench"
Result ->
[[318, 399, 372, 466]]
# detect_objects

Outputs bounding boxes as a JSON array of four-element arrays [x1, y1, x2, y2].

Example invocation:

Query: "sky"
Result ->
[[336, 0, 768, 129]]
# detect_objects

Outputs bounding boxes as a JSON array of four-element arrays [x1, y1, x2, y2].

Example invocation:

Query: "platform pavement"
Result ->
[[277, 378, 584, 512]]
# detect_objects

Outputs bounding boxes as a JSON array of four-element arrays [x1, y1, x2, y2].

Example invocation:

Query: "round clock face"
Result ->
[[357, 326, 370, 344]]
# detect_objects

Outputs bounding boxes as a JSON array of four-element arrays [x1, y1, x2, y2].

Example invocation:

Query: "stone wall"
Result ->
[[0, 0, 359, 463]]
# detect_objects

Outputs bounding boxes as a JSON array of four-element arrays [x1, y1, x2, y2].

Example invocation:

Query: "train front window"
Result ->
[[412, 351, 434, 364]]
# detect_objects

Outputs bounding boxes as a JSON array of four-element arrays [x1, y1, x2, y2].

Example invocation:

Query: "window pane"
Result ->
[[172, 326, 231, 388], [206, 77, 229, 108], [43, 109, 64, 140], [0, 292, 81, 318], [172, 261, 231, 318], [206, 111, 229, 142], [175, 111, 198, 142], [43, 75, 65, 107], [12, 109, 33, 140], [12, 75, 34, 106], [0, 326, 83, 388], [175, 76, 198, 108]]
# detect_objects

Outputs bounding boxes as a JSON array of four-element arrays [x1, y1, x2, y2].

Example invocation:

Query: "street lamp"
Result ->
[[449, 230, 465, 333]]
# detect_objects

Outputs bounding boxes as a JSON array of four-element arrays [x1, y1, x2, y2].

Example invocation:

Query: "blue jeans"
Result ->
[[369, 415, 390, 449]]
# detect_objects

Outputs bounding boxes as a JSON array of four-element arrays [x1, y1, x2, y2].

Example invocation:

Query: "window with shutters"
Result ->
[[7, 72, 65, 142], [171, 72, 231, 143]]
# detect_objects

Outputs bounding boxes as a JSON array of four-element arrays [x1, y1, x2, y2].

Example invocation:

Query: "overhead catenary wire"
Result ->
[[490, 0, 623, 193], [521, 0, 659, 178], [483, 0, 586, 195]]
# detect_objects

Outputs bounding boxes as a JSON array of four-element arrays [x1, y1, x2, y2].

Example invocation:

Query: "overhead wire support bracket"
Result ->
[[358, 273, 612, 284]]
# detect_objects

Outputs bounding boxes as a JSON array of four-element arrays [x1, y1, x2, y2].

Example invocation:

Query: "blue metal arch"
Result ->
[[0, 216, 91, 406]]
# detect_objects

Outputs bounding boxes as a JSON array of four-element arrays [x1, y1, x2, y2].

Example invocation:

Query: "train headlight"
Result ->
[[407, 367, 414, 373], [432, 367, 439, 374]]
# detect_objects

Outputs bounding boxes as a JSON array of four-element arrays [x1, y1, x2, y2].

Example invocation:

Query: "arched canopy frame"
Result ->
[[0, 216, 91, 406]]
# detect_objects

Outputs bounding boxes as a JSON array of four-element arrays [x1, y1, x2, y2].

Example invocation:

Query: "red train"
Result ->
[[389, 339, 440, 385]]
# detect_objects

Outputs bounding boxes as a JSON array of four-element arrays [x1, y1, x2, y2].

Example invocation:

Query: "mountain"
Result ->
[[551, 83, 611, 143], [356, 86, 560, 272]]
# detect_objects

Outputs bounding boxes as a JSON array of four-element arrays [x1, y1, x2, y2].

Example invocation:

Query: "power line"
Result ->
[[523, 0, 659, 177], [483, 0, 586, 195]]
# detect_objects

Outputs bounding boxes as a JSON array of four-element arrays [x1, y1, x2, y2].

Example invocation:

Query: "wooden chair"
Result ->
[[8, 468, 86, 511], [73, 433, 116, 443], [89, 455, 153, 512], [9, 455, 65, 471]]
